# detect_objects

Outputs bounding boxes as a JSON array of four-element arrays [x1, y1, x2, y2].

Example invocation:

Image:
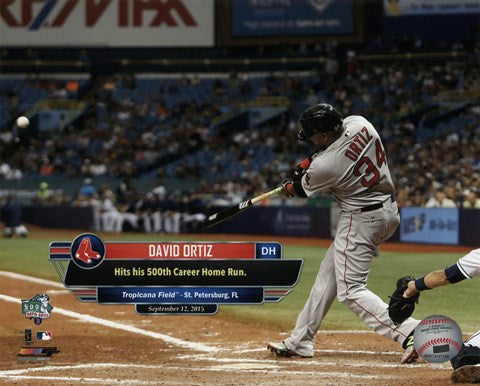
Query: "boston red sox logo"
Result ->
[[71, 234, 106, 269]]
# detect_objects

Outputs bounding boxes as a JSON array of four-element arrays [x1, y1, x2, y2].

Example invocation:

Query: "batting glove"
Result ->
[[281, 181, 296, 198], [290, 157, 312, 181]]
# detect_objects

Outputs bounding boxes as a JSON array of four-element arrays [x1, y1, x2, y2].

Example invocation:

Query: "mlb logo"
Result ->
[[36, 331, 52, 341]]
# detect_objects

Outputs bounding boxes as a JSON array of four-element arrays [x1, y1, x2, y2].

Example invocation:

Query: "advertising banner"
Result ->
[[384, 0, 480, 16], [400, 207, 459, 245], [231, 0, 354, 37], [0, 0, 214, 47]]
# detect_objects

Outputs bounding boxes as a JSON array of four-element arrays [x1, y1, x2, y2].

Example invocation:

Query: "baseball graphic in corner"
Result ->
[[414, 315, 463, 363]]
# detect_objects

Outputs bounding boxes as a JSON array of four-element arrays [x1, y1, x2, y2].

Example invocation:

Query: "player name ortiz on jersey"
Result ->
[[302, 115, 395, 211]]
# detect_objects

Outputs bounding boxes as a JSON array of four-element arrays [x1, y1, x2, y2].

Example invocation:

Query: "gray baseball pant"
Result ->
[[284, 200, 419, 356]]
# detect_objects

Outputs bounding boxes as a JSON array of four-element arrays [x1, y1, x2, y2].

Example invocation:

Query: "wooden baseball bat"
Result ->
[[204, 186, 282, 228]]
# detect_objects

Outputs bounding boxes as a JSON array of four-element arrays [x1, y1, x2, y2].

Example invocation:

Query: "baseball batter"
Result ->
[[268, 103, 419, 363], [401, 248, 480, 383]]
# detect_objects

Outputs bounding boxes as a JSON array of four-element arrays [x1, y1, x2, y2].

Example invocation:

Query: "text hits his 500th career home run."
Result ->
[[114, 267, 247, 277]]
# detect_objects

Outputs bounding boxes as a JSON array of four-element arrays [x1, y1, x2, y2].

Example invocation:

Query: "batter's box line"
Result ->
[[0, 365, 406, 382], [0, 375, 158, 385], [159, 365, 410, 380], [175, 354, 451, 369], [0, 363, 163, 376], [231, 347, 402, 355]]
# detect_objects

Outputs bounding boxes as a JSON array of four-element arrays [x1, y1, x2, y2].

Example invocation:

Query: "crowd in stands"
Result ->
[[1, 40, 480, 234], [386, 105, 480, 208]]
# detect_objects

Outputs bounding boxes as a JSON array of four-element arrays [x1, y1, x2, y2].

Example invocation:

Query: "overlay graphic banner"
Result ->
[[63, 259, 301, 286], [49, 235, 302, 314]]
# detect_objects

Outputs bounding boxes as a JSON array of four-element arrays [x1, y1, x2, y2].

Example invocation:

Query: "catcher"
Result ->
[[388, 248, 480, 383]]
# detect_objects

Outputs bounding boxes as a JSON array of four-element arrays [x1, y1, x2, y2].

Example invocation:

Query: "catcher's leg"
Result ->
[[451, 343, 480, 383], [451, 365, 480, 383], [465, 330, 480, 347], [277, 243, 337, 357]]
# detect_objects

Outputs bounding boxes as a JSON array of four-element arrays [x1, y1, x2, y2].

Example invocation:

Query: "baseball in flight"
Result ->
[[16, 116, 29, 128]]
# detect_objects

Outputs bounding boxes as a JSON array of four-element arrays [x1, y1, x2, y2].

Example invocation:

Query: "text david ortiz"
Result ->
[[148, 244, 213, 258]]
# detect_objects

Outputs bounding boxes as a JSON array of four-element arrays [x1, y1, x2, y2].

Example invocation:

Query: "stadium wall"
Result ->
[[20, 205, 479, 247], [22, 205, 93, 230]]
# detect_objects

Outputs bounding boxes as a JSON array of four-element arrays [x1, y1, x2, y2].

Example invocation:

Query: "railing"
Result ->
[[210, 96, 290, 128], [0, 50, 470, 72], [34, 99, 85, 110], [435, 88, 480, 102], [356, 51, 467, 61]]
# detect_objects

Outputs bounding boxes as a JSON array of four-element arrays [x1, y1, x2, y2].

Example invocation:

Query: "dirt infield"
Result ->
[[0, 273, 454, 385], [0, 227, 470, 385]]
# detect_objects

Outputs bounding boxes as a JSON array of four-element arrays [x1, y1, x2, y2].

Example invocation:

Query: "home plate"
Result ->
[[210, 363, 280, 370]]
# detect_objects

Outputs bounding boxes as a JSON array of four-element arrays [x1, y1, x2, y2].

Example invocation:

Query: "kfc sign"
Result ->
[[0, 0, 213, 46]]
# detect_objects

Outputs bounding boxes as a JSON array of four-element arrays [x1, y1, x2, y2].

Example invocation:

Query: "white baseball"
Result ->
[[414, 315, 463, 363], [16, 116, 30, 128]]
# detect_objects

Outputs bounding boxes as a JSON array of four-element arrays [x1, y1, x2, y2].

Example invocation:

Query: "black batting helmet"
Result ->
[[298, 103, 343, 141]]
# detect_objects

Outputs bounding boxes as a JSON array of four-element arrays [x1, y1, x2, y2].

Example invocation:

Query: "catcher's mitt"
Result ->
[[388, 276, 419, 325]]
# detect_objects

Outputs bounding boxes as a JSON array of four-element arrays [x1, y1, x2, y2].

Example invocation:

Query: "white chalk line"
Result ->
[[0, 362, 404, 381], [233, 347, 402, 355], [0, 271, 64, 288], [46, 289, 71, 295], [12, 355, 444, 372], [175, 354, 450, 369], [0, 363, 193, 385], [0, 357, 449, 378], [0, 293, 219, 353], [0, 375, 157, 385], [0, 362, 402, 381], [0, 363, 164, 376], [160, 365, 401, 380], [0, 358, 449, 385]]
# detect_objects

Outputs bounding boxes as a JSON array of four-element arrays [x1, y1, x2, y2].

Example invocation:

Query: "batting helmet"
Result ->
[[298, 103, 343, 141]]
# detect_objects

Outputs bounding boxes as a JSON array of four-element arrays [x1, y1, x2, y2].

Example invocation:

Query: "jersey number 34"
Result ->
[[353, 139, 386, 188]]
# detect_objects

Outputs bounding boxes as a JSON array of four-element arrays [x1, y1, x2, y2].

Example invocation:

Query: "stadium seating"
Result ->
[[1, 49, 478, 210]]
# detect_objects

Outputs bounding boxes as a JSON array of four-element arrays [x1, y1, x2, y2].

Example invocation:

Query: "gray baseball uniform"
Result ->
[[284, 115, 419, 357], [456, 248, 480, 279], [454, 248, 480, 348]]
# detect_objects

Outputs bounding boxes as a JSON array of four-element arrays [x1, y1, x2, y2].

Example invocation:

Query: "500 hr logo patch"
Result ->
[[21, 294, 53, 325]]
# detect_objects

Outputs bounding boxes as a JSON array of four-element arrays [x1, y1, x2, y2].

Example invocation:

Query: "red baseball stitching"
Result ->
[[417, 337, 462, 356], [419, 317, 451, 326]]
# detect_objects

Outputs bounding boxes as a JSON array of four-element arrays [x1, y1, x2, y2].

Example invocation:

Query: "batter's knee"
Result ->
[[336, 281, 366, 303]]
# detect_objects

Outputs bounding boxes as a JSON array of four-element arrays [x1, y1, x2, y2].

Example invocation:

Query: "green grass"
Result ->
[[1, 236, 59, 281], [1, 231, 477, 333], [224, 246, 479, 333]]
